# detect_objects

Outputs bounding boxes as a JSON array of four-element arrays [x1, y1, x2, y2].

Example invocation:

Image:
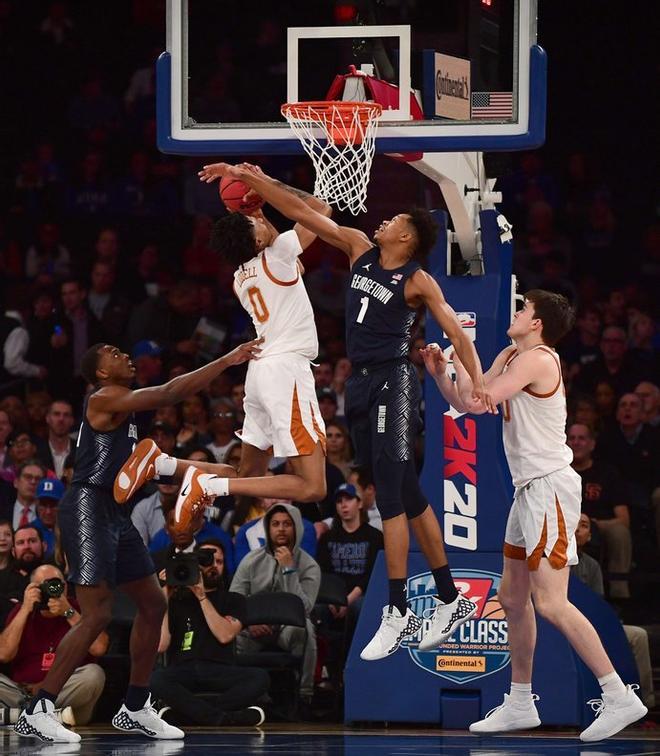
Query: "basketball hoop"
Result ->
[[281, 101, 382, 215]]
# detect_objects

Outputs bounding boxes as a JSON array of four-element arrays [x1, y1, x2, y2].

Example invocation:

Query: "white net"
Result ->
[[281, 101, 382, 215]]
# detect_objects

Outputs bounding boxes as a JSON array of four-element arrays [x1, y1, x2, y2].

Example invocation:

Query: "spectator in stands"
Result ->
[[0, 520, 13, 572], [230, 382, 246, 423], [313, 361, 333, 390], [576, 326, 645, 396], [0, 398, 30, 435], [37, 400, 74, 478], [32, 478, 64, 559], [176, 392, 211, 453], [148, 420, 178, 458], [635, 381, 659, 428], [596, 394, 660, 510], [0, 564, 108, 725], [87, 259, 131, 344], [348, 466, 382, 531], [316, 483, 383, 639], [594, 379, 617, 427], [1, 305, 47, 386], [25, 289, 59, 378], [231, 503, 320, 709], [153, 405, 184, 437], [628, 311, 658, 377], [331, 357, 351, 418], [568, 395, 599, 433], [25, 388, 52, 440], [316, 387, 338, 425], [127, 279, 202, 356], [568, 424, 631, 598], [131, 480, 177, 547], [0, 460, 46, 528], [0, 525, 48, 624], [151, 541, 268, 727], [233, 490, 317, 565], [24, 221, 71, 281], [324, 421, 353, 480], [131, 340, 163, 390], [560, 306, 602, 381], [1, 433, 42, 484], [206, 399, 238, 463], [572, 514, 655, 710]]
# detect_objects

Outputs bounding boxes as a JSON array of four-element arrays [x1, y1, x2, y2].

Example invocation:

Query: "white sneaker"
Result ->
[[112, 695, 184, 739], [14, 699, 81, 742], [360, 605, 423, 661], [418, 594, 478, 651], [469, 693, 541, 734], [579, 684, 647, 742]]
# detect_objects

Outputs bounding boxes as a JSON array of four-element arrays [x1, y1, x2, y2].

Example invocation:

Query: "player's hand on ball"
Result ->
[[420, 343, 448, 378], [223, 337, 264, 366], [198, 162, 234, 183]]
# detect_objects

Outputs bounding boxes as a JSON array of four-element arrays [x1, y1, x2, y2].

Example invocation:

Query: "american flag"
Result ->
[[471, 91, 513, 119]]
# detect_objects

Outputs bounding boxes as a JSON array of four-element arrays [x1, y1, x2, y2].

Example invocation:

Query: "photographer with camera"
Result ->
[[0, 564, 108, 726], [151, 540, 268, 727]]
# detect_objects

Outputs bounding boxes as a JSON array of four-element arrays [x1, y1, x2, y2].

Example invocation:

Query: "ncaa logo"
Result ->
[[402, 569, 510, 684]]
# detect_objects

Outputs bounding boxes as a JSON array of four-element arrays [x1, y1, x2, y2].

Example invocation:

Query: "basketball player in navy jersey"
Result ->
[[198, 161, 495, 661], [14, 339, 261, 743]]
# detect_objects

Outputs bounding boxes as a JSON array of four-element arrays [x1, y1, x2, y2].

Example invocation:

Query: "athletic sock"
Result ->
[[125, 685, 150, 712], [199, 474, 229, 497], [26, 689, 57, 714], [155, 454, 177, 477], [598, 671, 627, 699], [388, 578, 408, 615], [509, 681, 533, 705], [432, 564, 459, 604]]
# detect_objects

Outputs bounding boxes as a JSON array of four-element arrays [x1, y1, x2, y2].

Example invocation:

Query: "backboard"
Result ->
[[158, 0, 546, 155]]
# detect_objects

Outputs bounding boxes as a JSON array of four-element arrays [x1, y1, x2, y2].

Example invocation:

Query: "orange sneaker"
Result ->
[[173, 466, 208, 535], [114, 439, 161, 504]]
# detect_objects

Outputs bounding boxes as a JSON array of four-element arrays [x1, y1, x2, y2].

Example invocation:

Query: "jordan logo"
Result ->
[[382, 381, 389, 390], [362, 263, 372, 271]]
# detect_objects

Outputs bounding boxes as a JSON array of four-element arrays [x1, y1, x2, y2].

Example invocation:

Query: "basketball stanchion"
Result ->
[[281, 101, 382, 215]]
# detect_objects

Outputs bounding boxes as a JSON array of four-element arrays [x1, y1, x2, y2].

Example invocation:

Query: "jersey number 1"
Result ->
[[356, 296, 369, 324], [247, 286, 269, 323]]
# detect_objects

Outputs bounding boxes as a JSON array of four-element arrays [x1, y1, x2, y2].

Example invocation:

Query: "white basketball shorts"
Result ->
[[503, 466, 581, 570], [241, 352, 326, 458]]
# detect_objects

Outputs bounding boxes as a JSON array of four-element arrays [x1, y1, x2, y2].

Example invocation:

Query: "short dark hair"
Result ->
[[0, 518, 13, 533], [210, 213, 257, 266], [350, 464, 374, 490], [18, 459, 46, 478], [407, 208, 439, 260], [13, 524, 44, 542], [80, 343, 105, 385], [525, 289, 575, 346]]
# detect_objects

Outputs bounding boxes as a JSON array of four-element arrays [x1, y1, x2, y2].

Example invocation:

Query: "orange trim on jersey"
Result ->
[[309, 402, 327, 455], [503, 542, 526, 560], [290, 383, 316, 456], [527, 515, 548, 571], [548, 494, 569, 569], [261, 251, 299, 287], [522, 346, 562, 398]]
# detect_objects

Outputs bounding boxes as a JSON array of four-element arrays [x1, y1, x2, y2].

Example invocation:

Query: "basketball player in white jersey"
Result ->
[[422, 289, 647, 742], [115, 182, 334, 518]]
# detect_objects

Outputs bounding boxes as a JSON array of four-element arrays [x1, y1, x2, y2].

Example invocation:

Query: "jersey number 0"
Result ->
[[247, 286, 270, 323]]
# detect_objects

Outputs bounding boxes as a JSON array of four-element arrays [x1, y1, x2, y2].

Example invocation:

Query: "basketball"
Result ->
[[219, 176, 264, 214]]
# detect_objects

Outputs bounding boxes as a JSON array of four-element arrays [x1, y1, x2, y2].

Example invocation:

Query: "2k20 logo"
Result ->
[[402, 569, 510, 684]]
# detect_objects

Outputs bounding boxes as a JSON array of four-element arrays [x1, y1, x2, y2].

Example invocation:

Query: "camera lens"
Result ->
[[173, 564, 190, 582]]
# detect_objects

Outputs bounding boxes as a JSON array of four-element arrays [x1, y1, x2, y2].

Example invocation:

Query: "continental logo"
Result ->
[[436, 655, 486, 673]]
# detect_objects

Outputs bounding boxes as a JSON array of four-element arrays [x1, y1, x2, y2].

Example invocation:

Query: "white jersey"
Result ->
[[233, 230, 318, 360], [501, 345, 572, 488]]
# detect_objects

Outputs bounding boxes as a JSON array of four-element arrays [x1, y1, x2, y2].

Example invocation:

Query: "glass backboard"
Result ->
[[158, 0, 546, 155]]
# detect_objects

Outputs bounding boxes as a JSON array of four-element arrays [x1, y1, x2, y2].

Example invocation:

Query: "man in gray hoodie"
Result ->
[[230, 503, 320, 705]]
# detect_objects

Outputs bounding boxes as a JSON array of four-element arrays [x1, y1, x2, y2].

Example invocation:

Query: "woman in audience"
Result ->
[[325, 421, 354, 481]]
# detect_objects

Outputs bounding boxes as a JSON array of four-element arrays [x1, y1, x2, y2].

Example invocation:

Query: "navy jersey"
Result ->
[[71, 394, 139, 490], [346, 247, 421, 365]]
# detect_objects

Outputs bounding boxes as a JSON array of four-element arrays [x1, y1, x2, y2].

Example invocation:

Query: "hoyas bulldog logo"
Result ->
[[403, 569, 510, 684]]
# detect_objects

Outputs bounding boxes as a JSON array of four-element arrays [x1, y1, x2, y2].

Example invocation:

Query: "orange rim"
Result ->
[[282, 100, 382, 124]]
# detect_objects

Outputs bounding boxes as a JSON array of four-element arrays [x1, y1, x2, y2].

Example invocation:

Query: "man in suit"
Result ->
[[37, 401, 75, 479]]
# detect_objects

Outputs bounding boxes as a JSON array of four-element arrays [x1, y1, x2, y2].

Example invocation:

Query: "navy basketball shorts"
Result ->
[[345, 359, 427, 521], [58, 483, 156, 587]]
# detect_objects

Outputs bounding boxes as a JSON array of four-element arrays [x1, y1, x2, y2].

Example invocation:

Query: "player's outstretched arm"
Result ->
[[199, 162, 371, 263], [420, 343, 470, 413], [410, 271, 496, 413], [92, 338, 263, 415]]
